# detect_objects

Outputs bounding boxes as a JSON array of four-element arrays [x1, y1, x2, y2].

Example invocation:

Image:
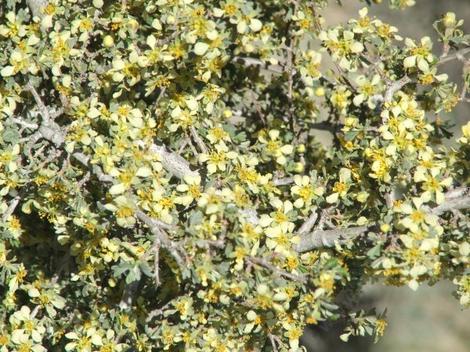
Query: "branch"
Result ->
[[272, 176, 294, 186], [135, 210, 185, 267], [297, 209, 319, 235], [431, 187, 470, 215], [309, 121, 342, 133], [149, 144, 199, 180], [294, 226, 370, 253], [246, 256, 307, 283], [189, 126, 208, 154], [383, 75, 411, 104], [286, 39, 296, 131], [438, 47, 470, 65], [268, 334, 280, 352], [72, 152, 114, 183], [9, 117, 39, 129], [2, 196, 20, 223], [26, 82, 51, 122], [296, 187, 470, 253]]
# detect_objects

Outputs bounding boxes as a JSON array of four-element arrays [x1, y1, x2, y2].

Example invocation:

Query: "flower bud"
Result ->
[[296, 144, 306, 153], [315, 87, 325, 97], [103, 35, 114, 47], [294, 162, 304, 173], [443, 12, 456, 28]]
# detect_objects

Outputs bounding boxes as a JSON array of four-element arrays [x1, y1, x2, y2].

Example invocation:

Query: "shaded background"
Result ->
[[301, 1, 470, 351]]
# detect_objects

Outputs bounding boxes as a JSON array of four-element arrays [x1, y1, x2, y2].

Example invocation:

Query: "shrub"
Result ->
[[0, 0, 469, 351]]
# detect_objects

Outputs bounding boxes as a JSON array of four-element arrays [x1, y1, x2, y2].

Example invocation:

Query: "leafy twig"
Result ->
[[247, 256, 307, 283]]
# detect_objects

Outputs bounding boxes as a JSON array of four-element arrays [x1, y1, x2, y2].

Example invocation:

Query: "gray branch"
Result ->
[[432, 187, 470, 215], [297, 210, 319, 235], [247, 256, 307, 283], [134, 210, 185, 267], [273, 177, 294, 186], [383, 75, 411, 104], [294, 226, 370, 253], [149, 144, 199, 180], [296, 187, 470, 253], [438, 47, 470, 65], [2, 196, 21, 223]]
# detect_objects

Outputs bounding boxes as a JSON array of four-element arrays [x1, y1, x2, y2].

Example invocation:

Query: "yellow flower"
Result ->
[[259, 198, 295, 231], [175, 175, 202, 206], [398, 197, 439, 234], [104, 196, 136, 228], [319, 29, 364, 70], [198, 187, 232, 214], [326, 168, 351, 203], [282, 323, 303, 350], [413, 167, 452, 204], [291, 175, 324, 208], [458, 121, 470, 144], [258, 130, 293, 165], [265, 222, 298, 255], [199, 142, 237, 174], [403, 36, 434, 72], [330, 86, 352, 113], [207, 126, 230, 144], [353, 74, 381, 108], [240, 222, 263, 242]]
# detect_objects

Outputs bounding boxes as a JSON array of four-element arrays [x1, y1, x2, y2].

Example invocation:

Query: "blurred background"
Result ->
[[301, 1, 470, 351]]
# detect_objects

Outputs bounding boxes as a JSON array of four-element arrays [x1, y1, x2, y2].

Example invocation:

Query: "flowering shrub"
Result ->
[[0, 0, 469, 351]]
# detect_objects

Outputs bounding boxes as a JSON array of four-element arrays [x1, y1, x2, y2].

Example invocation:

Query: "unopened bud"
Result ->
[[315, 87, 325, 97], [296, 144, 306, 153], [443, 12, 456, 28], [103, 35, 114, 47], [294, 162, 304, 173]]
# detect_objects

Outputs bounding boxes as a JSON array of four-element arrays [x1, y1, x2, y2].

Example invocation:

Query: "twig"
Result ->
[[268, 334, 279, 352], [286, 0, 299, 133], [189, 126, 208, 154], [153, 242, 160, 287], [294, 226, 370, 253], [9, 117, 38, 129], [2, 196, 20, 223], [247, 256, 307, 283], [383, 75, 411, 104], [286, 43, 295, 131], [149, 144, 199, 180], [25, 82, 51, 122], [273, 176, 294, 186], [309, 121, 342, 133], [298, 209, 319, 235], [438, 47, 470, 65], [135, 210, 185, 267], [196, 239, 225, 249], [72, 152, 114, 183], [431, 187, 470, 215], [155, 86, 167, 106], [146, 301, 173, 323]]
